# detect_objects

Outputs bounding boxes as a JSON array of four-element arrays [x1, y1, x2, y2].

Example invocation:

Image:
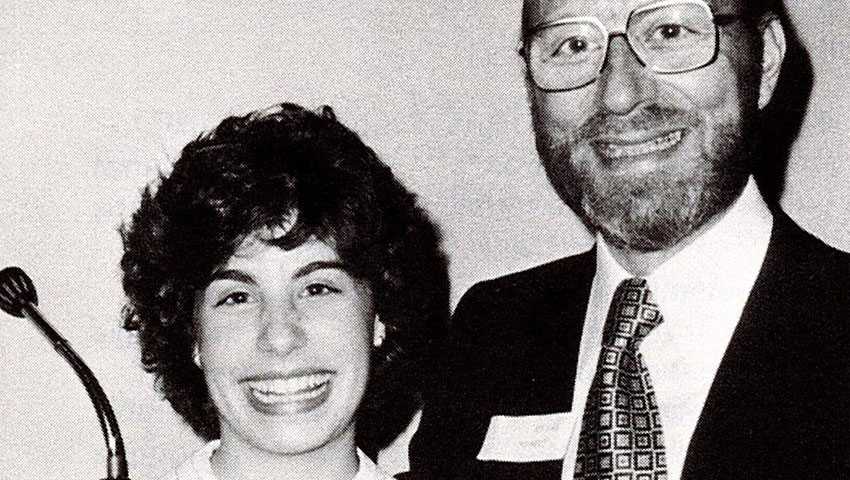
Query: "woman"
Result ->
[[120, 103, 448, 480]]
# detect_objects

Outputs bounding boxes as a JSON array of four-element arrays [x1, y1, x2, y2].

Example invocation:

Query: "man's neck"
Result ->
[[605, 207, 731, 277]]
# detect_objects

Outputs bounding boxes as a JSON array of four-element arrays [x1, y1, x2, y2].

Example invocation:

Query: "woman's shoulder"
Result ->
[[158, 441, 220, 480], [159, 443, 391, 480]]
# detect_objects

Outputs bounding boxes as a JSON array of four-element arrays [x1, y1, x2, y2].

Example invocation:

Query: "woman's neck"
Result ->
[[210, 425, 360, 480]]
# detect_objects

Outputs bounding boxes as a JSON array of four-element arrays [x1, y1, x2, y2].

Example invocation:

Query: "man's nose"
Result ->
[[257, 304, 307, 355], [597, 35, 656, 114]]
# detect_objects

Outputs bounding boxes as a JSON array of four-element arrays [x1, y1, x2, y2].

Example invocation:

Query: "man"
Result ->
[[409, 0, 850, 478]]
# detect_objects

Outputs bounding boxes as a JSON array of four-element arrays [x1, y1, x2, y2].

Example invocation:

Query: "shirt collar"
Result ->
[[647, 177, 772, 312], [595, 176, 772, 303], [353, 449, 390, 480], [192, 440, 389, 480]]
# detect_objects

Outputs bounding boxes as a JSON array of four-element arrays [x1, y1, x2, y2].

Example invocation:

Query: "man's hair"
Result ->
[[120, 103, 449, 452], [520, 0, 783, 43]]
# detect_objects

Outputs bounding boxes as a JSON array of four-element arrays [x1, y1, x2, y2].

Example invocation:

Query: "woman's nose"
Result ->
[[257, 305, 307, 355]]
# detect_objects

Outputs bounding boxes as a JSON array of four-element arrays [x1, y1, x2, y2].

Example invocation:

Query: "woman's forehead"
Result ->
[[226, 235, 340, 268]]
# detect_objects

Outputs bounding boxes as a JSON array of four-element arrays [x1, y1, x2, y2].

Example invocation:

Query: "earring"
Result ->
[[192, 344, 202, 368], [373, 315, 386, 348]]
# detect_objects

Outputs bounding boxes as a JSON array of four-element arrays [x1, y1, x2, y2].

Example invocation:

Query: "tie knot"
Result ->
[[602, 278, 663, 349]]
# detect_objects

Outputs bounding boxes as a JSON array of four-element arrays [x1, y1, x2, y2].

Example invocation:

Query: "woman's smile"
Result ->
[[243, 370, 335, 415]]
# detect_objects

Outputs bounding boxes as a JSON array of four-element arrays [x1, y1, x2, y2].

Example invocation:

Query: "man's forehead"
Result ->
[[526, 0, 629, 24], [524, 0, 739, 27]]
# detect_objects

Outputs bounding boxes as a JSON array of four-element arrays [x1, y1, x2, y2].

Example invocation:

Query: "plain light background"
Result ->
[[1, 1, 848, 478]]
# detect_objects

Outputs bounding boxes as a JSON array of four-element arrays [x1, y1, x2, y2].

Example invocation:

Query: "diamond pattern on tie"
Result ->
[[574, 278, 667, 480]]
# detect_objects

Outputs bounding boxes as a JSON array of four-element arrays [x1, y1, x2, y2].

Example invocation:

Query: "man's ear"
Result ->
[[758, 13, 787, 109]]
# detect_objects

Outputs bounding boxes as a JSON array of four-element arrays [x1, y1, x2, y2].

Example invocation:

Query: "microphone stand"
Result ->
[[0, 267, 130, 480]]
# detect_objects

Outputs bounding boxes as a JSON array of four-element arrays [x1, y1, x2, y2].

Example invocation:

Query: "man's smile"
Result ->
[[591, 129, 686, 160]]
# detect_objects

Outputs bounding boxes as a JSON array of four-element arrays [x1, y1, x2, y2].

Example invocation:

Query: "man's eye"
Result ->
[[300, 283, 341, 298], [553, 36, 593, 57], [565, 37, 588, 54], [653, 24, 689, 41], [215, 291, 251, 307]]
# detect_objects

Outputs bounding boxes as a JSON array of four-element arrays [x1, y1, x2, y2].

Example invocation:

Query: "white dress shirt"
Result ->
[[162, 440, 394, 480], [561, 177, 773, 480]]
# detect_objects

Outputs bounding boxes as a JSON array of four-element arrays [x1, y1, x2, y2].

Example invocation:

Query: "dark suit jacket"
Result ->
[[409, 212, 850, 479]]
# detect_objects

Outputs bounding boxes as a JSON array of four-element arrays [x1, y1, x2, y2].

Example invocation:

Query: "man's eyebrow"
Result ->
[[207, 269, 256, 285], [293, 260, 351, 279]]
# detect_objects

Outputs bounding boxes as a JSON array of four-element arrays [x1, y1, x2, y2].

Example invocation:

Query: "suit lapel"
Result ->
[[473, 248, 596, 479], [489, 246, 597, 415], [538, 246, 597, 413], [681, 212, 811, 478]]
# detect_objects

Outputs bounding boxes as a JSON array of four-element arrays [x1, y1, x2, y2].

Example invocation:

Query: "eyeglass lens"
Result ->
[[528, 1, 717, 90]]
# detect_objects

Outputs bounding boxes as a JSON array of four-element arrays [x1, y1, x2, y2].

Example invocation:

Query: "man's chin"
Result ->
[[579, 175, 739, 252], [590, 212, 695, 252], [540, 120, 750, 252]]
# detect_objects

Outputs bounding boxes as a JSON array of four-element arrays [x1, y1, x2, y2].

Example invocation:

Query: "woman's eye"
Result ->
[[215, 291, 252, 307], [300, 283, 341, 298]]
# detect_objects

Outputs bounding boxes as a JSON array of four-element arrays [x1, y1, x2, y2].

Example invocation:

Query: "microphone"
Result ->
[[0, 266, 130, 480]]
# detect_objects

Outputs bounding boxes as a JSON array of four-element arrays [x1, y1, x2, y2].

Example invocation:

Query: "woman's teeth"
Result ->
[[247, 373, 332, 405], [600, 130, 683, 158]]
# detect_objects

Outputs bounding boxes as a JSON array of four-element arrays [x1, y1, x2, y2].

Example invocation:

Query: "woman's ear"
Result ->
[[192, 344, 202, 369], [373, 315, 386, 348], [758, 13, 787, 109]]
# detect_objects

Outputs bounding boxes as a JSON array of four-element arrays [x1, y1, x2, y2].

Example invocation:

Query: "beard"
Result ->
[[535, 104, 753, 252]]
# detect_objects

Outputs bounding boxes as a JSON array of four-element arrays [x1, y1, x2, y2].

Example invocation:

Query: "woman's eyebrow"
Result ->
[[293, 260, 350, 279], [207, 269, 256, 285]]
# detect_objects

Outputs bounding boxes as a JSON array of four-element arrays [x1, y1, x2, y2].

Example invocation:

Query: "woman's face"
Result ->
[[194, 234, 374, 455]]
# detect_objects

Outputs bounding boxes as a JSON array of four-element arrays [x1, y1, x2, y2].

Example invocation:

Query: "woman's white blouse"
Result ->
[[160, 440, 394, 480]]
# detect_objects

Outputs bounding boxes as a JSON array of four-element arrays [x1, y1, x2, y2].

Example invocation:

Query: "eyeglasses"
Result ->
[[521, 0, 741, 91]]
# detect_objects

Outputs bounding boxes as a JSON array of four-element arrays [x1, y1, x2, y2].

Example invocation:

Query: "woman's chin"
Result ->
[[243, 416, 356, 457], [221, 384, 359, 456]]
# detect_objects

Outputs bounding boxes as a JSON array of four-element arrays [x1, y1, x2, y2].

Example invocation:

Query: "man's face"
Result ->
[[526, 0, 765, 251]]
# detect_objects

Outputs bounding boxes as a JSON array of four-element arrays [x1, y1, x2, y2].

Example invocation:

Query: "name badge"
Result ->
[[476, 412, 575, 463]]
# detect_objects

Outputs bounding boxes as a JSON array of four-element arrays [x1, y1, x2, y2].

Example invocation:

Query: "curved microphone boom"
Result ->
[[0, 267, 130, 480]]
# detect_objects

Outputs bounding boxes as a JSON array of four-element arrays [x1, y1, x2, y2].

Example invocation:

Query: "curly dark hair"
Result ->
[[120, 103, 449, 454]]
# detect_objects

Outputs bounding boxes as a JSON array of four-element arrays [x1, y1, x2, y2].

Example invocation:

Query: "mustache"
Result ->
[[576, 104, 699, 141]]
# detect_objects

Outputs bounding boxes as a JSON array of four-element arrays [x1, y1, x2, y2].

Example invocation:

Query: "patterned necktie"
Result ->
[[574, 278, 667, 480]]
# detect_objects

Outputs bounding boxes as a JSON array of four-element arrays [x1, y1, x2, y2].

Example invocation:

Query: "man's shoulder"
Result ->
[[469, 248, 593, 293], [756, 211, 850, 332], [455, 248, 595, 316], [770, 210, 850, 279]]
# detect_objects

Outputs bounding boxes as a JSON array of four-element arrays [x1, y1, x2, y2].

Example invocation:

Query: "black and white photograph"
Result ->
[[1, 1, 848, 479]]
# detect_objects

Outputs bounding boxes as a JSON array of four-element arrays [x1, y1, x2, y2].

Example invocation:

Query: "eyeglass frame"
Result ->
[[519, 0, 744, 92]]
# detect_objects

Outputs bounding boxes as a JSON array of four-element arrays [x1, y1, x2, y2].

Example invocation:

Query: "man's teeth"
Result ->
[[248, 373, 332, 404], [601, 130, 683, 158]]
